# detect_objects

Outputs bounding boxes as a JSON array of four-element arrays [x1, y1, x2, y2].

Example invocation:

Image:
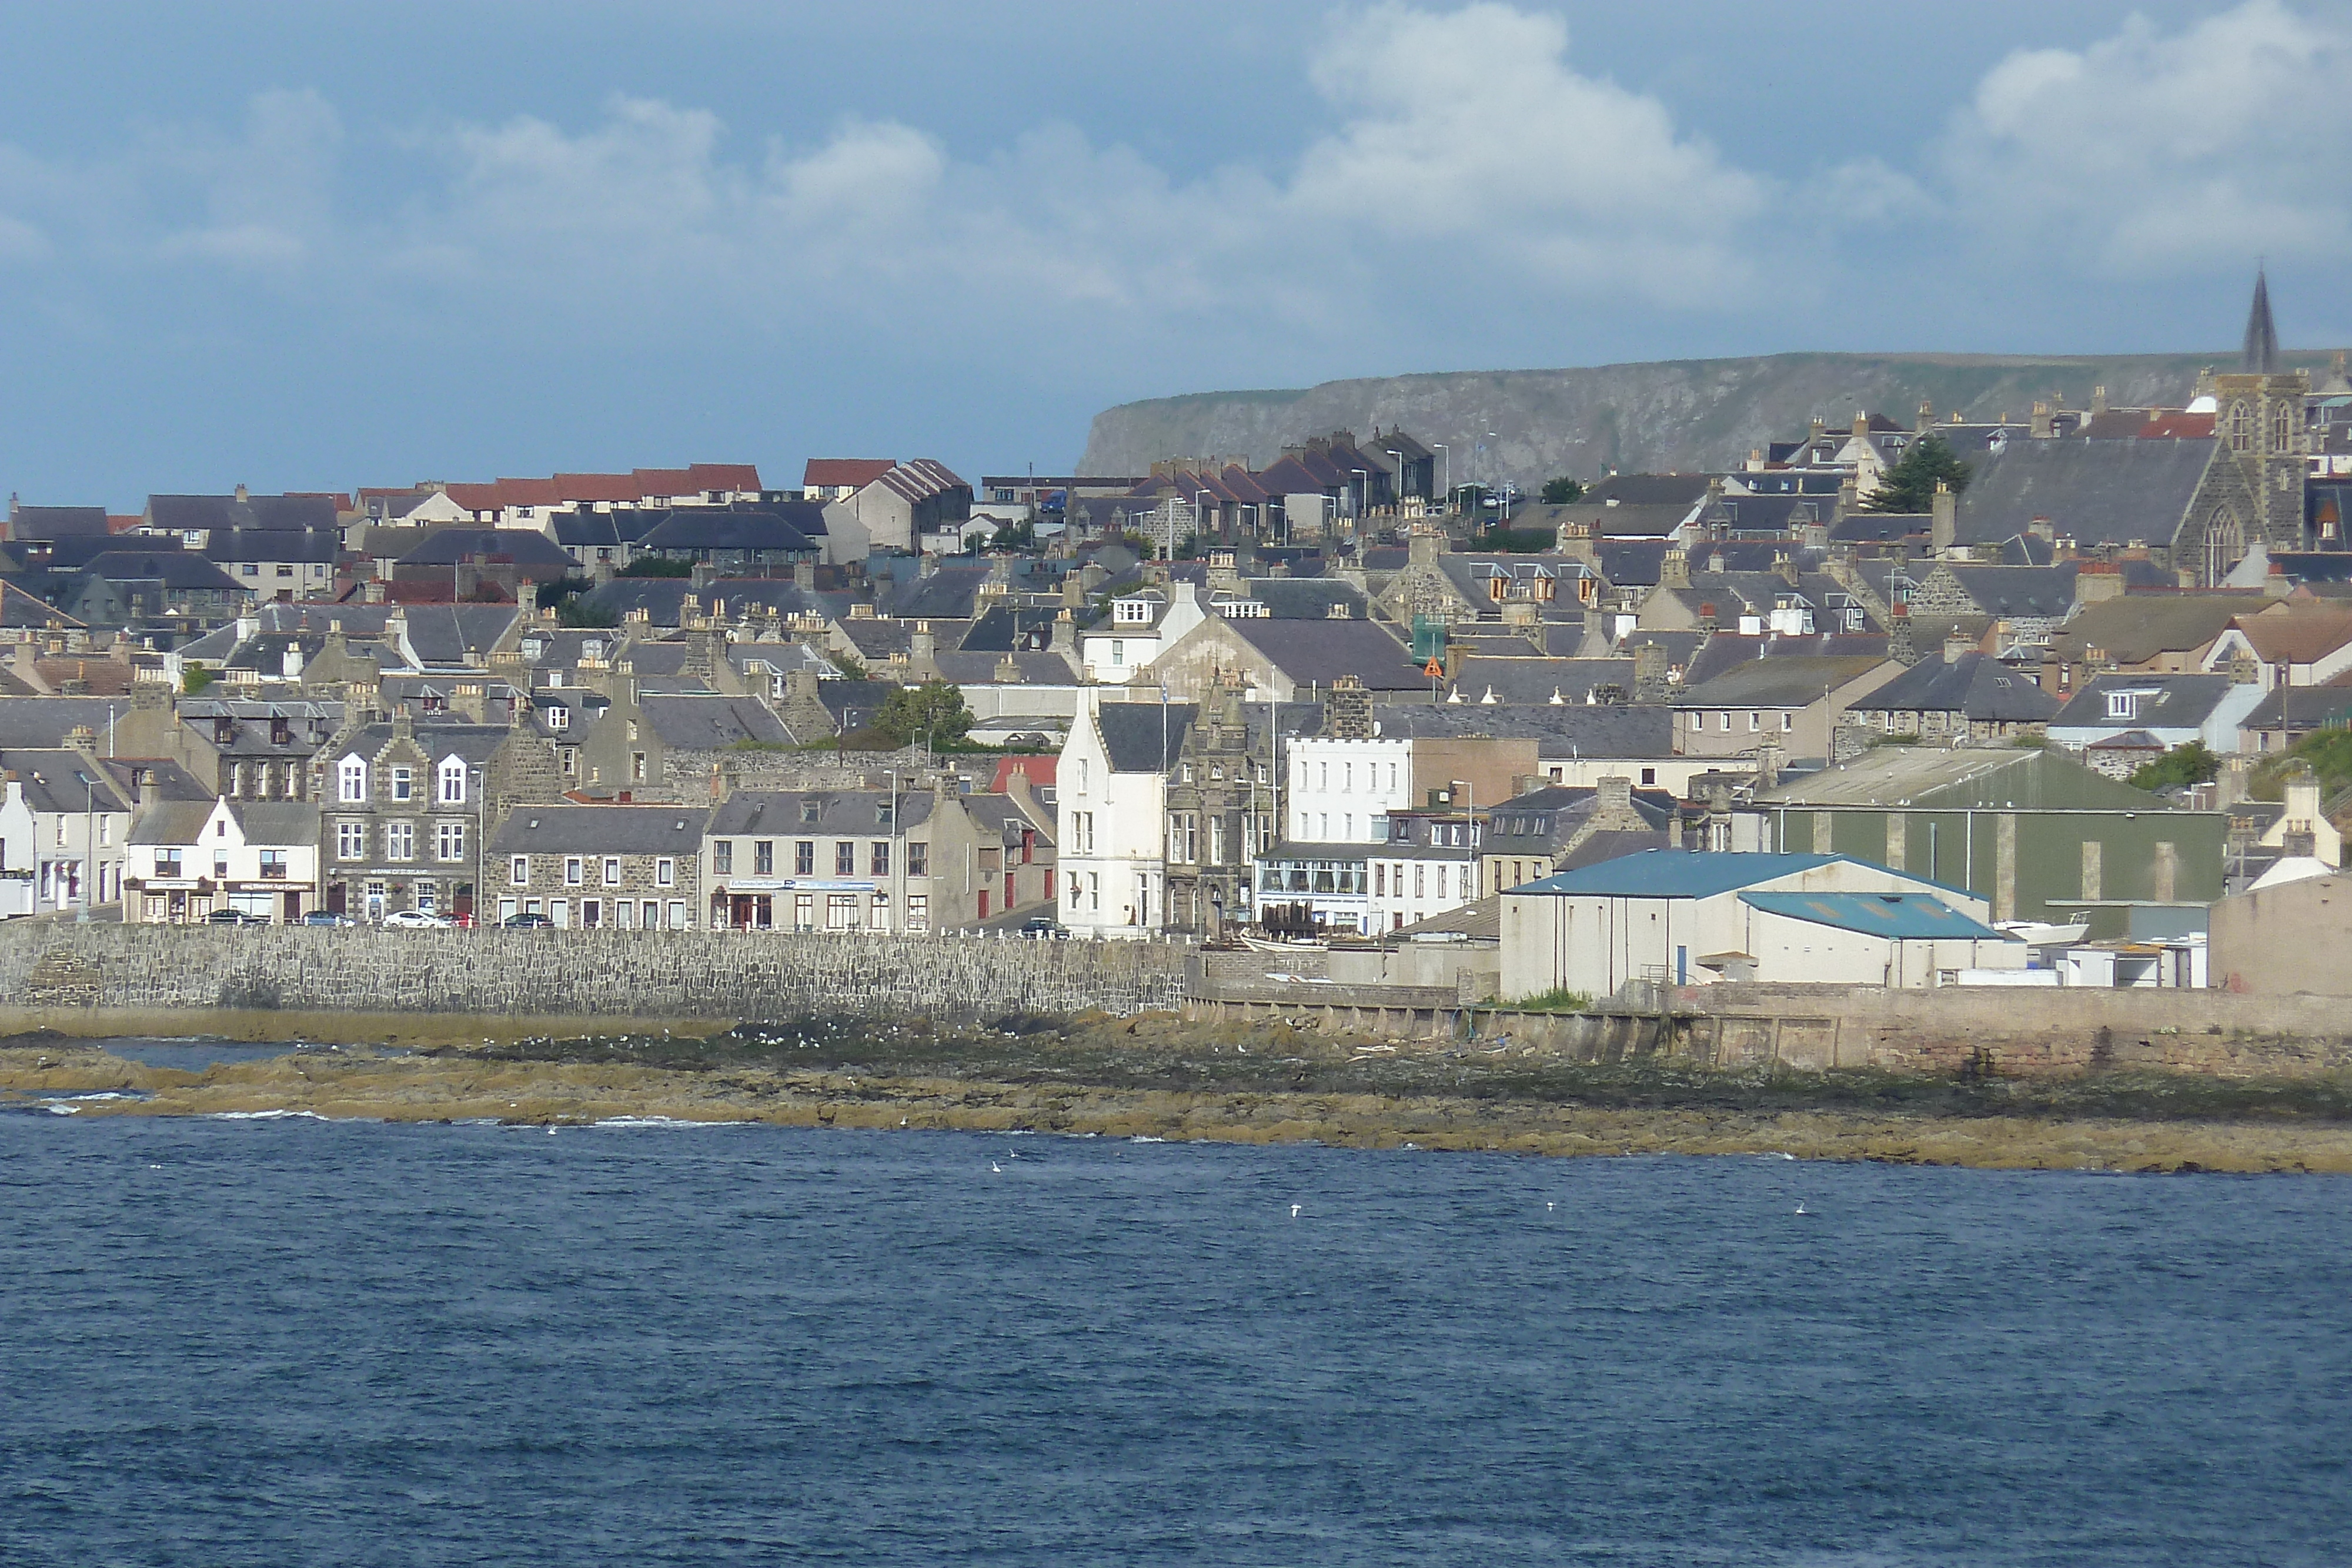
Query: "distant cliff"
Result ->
[[1077, 350, 2344, 486]]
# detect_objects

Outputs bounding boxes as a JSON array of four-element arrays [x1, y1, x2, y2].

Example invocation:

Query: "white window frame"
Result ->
[[439, 760, 467, 804], [656, 857, 676, 888], [510, 855, 529, 887], [564, 857, 584, 887], [338, 757, 368, 803]]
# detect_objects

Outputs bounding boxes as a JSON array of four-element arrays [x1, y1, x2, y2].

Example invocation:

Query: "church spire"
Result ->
[[2243, 266, 2280, 374]]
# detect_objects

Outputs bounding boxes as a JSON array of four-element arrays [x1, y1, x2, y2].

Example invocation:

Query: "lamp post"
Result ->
[[1384, 449, 1402, 513], [1349, 469, 1368, 529], [1433, 444, 1449, 513], [76, 771, 92, 922], [1485, 432, 1501, 536]]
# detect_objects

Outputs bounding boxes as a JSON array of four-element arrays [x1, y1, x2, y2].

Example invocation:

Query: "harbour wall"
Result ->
[[1184, 978, 2352, 1078], [0, 925, 1189, 1025]]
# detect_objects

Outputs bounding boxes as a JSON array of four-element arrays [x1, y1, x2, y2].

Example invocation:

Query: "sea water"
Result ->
[[0, 1112, 2346, 1565]]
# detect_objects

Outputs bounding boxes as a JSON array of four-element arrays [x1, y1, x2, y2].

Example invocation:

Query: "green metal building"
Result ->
[[1730, 747, 2223, 937]]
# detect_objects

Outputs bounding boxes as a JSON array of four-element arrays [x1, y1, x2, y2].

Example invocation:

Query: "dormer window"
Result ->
[[338, 756, 368, 803], [2106, 691, 2140, 721], [439, 759, 467, 804]]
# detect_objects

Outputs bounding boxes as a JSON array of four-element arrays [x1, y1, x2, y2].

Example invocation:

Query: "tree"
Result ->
[[1863, 434, 1971, 513], [182, 665, 216, 695], [990, 518, 1035, 551], [873, 681, 974, 749], [1540, 476, 1583, 505], [2128, 741, 2219, 793]]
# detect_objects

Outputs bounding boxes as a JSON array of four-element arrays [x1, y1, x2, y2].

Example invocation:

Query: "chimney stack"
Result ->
[[1931, 483, 1957, 553], [1889, 603, 1916, 666]]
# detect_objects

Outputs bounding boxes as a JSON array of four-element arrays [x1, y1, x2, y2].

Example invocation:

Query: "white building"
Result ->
[[1057, 691, 1194, 936], [0, 750, 133, 917], [1501, 850, 2023, 998], [1077, 582, 1211, 683], [1284, 733, 1414, 845], [127, 798, 322, 924]]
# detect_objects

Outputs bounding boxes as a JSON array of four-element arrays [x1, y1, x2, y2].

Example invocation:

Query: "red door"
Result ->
[[978, 890, 990, 920]]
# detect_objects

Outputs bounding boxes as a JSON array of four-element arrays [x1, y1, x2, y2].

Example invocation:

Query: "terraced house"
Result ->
[[315, 708, 534, 922], [490, 803, 708, 930]]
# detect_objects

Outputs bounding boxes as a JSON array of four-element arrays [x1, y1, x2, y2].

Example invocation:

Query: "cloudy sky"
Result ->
[[2, 0, 2347, 505]]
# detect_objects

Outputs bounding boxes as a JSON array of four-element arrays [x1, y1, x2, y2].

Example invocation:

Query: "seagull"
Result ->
[[1795, 1203, 1809, 1216], [900, 1116, 907, 1126], [1290, 1203, 1302, 1218], [1546, 1201, 1555, 1212], [992, 1161, 1003, 1174]]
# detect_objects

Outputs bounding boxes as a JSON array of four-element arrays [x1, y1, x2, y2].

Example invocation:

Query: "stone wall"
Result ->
[[0, 925, 1187, 1022], [1188, 972, 2352, 1078]]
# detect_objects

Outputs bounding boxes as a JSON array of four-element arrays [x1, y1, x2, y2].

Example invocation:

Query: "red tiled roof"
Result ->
[[495, 477, 566, 507], [804, 459, 896, 489], [2142, 413, 2217, 439], [686, 463, 762, 492], [551, 473, 643, 504], [633, 468, 694, 496], [441, 483, 503, 513]]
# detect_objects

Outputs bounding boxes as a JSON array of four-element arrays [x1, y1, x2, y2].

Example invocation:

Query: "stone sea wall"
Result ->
[[0, 925, 1188, 1023]]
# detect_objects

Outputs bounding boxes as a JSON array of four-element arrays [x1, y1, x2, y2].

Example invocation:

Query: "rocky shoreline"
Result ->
[[6, 1015, 2351, 1174]]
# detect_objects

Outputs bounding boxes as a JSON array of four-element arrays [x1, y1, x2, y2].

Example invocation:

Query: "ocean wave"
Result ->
[[205, 1109, 329, 1121], [590, 1116, 754, 1129]]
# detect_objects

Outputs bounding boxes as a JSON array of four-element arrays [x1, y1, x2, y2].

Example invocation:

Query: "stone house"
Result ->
[[489, 803, 709, 929], [699, 781, 1050, 934], [1842, 646, 2062, 744], [313, 707, 550, 922], [573, 676, 791, 797], [1670, 655, 1901, 761], [1161, 675, 1280, 937]]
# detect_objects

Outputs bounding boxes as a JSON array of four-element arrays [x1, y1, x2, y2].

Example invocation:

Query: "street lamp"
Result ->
[[74, 770, 92, 922], [1349, 468, 1368, 528], [1433, 444, 1449, 513]]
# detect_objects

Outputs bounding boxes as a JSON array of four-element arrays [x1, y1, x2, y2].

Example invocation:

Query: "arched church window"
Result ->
[[2203, 509, 2244, 587], [2272, 403, 2294, 453], [2230, 402, 2253, 453]]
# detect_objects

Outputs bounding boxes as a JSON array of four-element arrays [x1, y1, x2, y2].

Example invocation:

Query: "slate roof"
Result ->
[[1517, 850, 1843, 898], [1225, 618, 1423, 690], [149, 494, 338, 532], [1, 749, 134, 814], [0, 697, 163, 748], [1550, 502, 1690, 539], [490, 804, 710, 855], [581, 578, 850, 627], [1558, 827, 1675, 870], [10, 506, 109, 539], [2050, 673, 2239, 731], [636, 506, 824, 554], [1583, 474, 1712, 507], [226, 801, 323, 845], [1594, 540, 1669, 587], [386, 604, 525, 666], [1241, 578, 1367, 619], [1740, 890, 2002, 941], [1847, 653, 2062, 722], [2047, 595, 2252, 665], [1935, 564, 2079, 618], [636, 694, 791, 750], [79, 551, 243, 591], [706, 789, 934, 837], [1678, 633, 1892, 690], [203, 528, 340, 564], [396, 527, 575, 572], [1094, 700, 1195, 774], [1952, 440, 2217, 549], [332, 721, 513, 767], [128, 800, 215, 845], [886, 567, 993, 620], [1674, 655, 1892, 709], [1366, 703, 1673, 755], [1447, 656, 1635, 706]]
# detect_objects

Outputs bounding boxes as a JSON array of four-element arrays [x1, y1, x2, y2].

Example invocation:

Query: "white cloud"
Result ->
[[1942, 0, 2352, 272]]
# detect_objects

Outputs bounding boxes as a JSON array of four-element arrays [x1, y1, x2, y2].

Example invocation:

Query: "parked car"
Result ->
[[383, 910, 454, 930], [500, 912, 555, 929], [1020, 916, 1067, 939], [302, 912, 355, 928], [206, 909, 269, 926]]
